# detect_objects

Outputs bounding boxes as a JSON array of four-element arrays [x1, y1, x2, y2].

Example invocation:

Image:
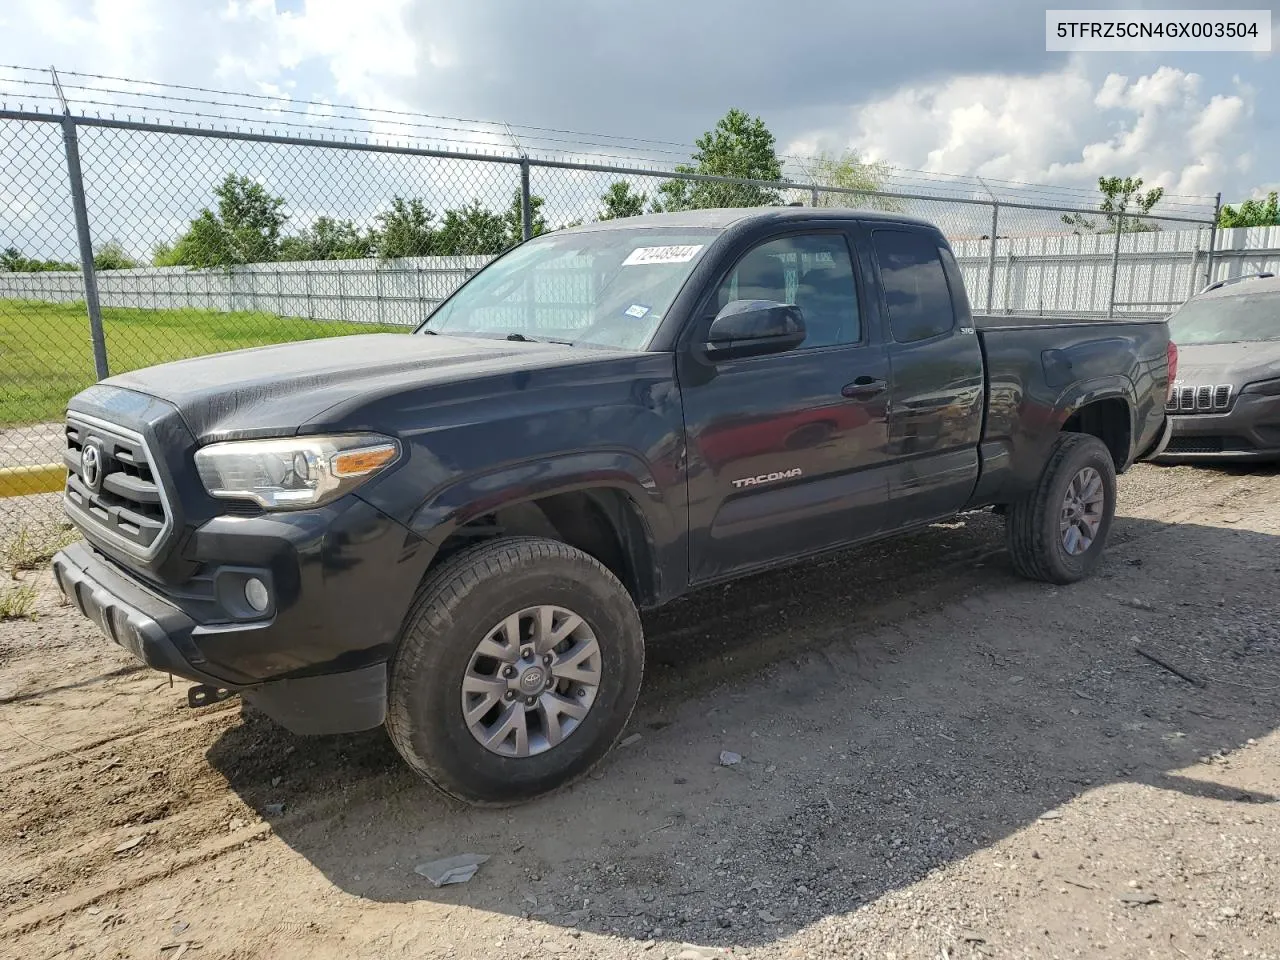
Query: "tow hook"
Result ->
[[187, 684, 236, 709]]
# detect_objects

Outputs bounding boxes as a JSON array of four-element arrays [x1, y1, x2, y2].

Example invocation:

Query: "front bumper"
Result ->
[[53, 542, 388, 734], [54, 541, 234, 688], [1156, 391, 1280, 462], [51, 492, 433, 734]]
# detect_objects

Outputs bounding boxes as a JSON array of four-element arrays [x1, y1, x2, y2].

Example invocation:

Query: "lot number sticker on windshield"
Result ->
[[622, 244, 704, 266]]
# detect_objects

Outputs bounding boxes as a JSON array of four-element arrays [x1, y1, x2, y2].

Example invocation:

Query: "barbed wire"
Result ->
[[0, 63, 1221, 215]]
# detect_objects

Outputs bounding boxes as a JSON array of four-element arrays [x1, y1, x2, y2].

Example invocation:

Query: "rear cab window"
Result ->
[[871, 229, 956, 343]]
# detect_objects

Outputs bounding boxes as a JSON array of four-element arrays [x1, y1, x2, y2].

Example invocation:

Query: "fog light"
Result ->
[[244, 577, 270, 613]]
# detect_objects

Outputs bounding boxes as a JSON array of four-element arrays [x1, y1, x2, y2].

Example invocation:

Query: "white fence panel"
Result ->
[[3, 229, 1279, 320]]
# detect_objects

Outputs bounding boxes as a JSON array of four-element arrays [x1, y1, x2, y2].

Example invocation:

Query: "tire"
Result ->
[[1005, 432, 1117, 585], [386, 536, 644, 805]]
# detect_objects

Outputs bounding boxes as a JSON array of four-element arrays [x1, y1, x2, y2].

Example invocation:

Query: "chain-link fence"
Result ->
[[0, 72, 1235, 541]]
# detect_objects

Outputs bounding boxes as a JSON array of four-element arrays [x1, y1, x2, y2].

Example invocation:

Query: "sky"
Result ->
[[1, 0, 1276, 255]]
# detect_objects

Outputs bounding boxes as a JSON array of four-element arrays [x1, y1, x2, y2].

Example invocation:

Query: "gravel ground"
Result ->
[[1, 461, 1277, 960], [0, 421, 62, 469]]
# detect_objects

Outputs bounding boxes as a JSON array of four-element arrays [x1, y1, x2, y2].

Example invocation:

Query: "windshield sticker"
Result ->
[[624, 303, 651, 319], [622, 244, 704, 266]]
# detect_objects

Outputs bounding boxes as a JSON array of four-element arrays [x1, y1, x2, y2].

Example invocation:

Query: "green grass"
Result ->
[[4, 523, 79, 578], [0, 581, 37, 621], [0, 300, 407, 427]]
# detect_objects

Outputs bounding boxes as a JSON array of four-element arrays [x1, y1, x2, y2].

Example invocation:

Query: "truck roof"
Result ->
[[563, 206, 939, 233]]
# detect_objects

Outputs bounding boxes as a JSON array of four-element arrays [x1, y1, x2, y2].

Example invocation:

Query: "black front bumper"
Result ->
[[1157, 392, 1280, 462], [52, 539, 392, 735]]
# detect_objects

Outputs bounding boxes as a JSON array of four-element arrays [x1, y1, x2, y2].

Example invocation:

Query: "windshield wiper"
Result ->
[[506, 332, 575, 346]]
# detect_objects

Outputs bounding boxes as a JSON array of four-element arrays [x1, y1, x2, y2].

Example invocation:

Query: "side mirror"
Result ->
[[705, 300, 806, 361]]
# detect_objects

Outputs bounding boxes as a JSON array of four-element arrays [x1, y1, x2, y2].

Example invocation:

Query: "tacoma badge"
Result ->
[[731, 467, 802, 489]]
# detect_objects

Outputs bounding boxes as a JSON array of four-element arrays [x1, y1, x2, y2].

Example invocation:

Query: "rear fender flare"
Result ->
[[1054, 376, 1137, 466], [1054, 376, 1135, 431]]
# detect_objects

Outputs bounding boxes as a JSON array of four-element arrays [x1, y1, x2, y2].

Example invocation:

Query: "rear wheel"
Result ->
[[386, 537, 644, 805], [1005, 433, 1117, 584]]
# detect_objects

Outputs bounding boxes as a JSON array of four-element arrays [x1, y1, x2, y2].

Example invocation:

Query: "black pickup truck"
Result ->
[[52, 208, 1173, 803]]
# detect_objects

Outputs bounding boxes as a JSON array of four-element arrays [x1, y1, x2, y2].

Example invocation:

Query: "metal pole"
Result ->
[[375, 263, 384, 325], [1108, 214, 1124, 318], [810, 185, 820, 208], [1204, 192, 1221, 288], [60, 114, 108, 379], [985, 202, 999, 314], [1003, 250, 1013, 314], [520, 158, 533, 242]]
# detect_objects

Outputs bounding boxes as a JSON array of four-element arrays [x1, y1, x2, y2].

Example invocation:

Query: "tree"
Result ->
[[502, 190, 547, 244], [373, 198, 436, 258], [1218, 191, 1280, 228], [0, 246, 77, 272], [160, 174, 288, 267], [802, 149, 903, 211], [598, 181, 648, 220], [92, 241, 137, 271], [1061, 176, 1164, 234], [279, 217, 374, 261], [435, 200, 511, 256], [653, 108, 783, 212]]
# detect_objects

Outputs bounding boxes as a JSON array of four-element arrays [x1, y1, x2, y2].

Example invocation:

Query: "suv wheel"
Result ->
[[386, 537, 644, 804]]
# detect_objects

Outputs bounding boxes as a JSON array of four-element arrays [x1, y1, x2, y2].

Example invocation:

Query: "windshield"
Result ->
[[1168, 291, 1280, 344], [421, 228, 720, 349]]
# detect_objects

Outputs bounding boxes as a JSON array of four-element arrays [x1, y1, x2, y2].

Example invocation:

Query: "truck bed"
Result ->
[[967, 312, 1171, 507]]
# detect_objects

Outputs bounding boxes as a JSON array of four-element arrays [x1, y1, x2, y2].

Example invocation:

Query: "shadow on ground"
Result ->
[[206, 505, 1280, 950]]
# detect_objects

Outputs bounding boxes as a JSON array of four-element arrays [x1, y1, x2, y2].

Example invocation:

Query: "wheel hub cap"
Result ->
[[516, 664, 546, 692], [461, 604, 602, 758]]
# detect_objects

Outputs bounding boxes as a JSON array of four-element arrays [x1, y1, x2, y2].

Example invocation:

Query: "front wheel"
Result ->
[[386, 537, 644, 805], [1005, 432, 1117, 584]]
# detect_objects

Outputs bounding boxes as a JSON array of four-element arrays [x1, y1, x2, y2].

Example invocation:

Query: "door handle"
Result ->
[[841, 376, 887, 400]]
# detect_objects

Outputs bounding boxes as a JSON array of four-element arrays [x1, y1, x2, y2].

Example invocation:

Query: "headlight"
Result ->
[[1242, 377, 1280, 397], [194, 434, 400, 510]]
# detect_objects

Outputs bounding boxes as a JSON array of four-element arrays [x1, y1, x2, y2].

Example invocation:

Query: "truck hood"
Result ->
[[95, 332, 615, 440], [1173, 340, 1280, 387]]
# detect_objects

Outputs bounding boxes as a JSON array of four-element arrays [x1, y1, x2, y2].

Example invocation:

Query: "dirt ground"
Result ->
[[2, 462, 1278, 960]]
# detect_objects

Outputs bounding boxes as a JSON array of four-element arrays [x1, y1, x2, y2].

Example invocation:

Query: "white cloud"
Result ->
[[7, 0, 416, 112], [789, 60, 1253, 201]]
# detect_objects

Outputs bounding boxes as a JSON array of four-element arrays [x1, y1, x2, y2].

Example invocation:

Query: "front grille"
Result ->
[[1166, 383, 1234, 414], [64, 413, 173, 560]]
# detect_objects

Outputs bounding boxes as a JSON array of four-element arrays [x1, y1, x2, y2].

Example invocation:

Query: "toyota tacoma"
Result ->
[[52, 208, 1173, 804]]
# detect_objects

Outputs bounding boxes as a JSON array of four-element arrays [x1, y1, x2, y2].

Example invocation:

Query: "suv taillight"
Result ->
[[1167, 341, 1179, 399]]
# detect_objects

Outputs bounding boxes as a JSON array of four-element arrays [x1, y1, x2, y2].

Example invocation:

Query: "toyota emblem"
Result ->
[[81, 440, 104, 493]]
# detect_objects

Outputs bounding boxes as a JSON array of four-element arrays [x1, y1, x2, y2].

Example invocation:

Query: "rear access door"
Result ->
[[860, 223, 984, 524]]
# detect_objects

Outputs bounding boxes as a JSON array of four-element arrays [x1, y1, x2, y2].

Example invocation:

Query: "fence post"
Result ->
[[810, 185, 820, 208], [1203, 192, 1221, 289], [1003, 250, 1013, 314], [1107, 214, 1123, 318], [985, 202, 999, 314], [60, 115, 109, 379], [520, 158, 533, 242]]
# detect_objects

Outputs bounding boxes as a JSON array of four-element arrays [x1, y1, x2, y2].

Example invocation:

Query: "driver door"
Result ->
[[680, 228, 894, 583]]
